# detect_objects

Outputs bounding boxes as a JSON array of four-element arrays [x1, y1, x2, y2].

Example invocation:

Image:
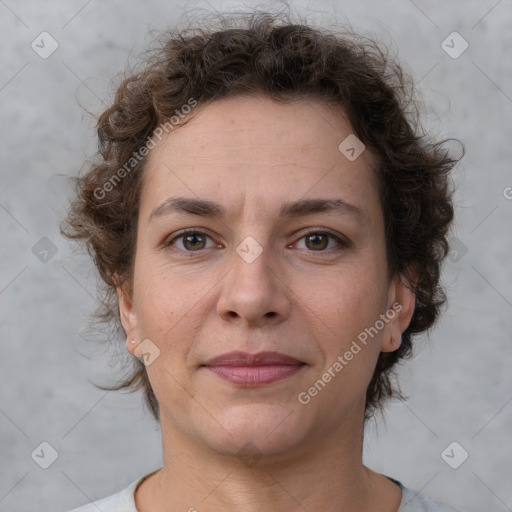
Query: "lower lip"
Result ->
[[204, 364, 305, 386]]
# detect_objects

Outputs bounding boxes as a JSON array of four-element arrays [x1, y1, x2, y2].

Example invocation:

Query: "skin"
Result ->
[[118, 94, 416, 511]]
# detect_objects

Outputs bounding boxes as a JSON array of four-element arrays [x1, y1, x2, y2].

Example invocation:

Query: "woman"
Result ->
[[65, 10, 462, 512]]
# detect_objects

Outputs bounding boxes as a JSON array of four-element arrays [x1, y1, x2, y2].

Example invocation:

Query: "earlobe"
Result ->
[[380, 314, 404, 353], [384, 333, 402, 353]]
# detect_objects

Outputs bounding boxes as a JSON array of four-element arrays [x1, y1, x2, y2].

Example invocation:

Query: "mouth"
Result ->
[[201, 351, 307, 386]]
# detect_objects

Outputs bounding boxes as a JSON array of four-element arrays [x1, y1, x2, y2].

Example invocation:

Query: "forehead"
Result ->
[[140, 94, 380, 220]]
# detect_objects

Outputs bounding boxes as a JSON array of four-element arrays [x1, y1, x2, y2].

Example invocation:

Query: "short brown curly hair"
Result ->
[[63, 10, 461, 422]]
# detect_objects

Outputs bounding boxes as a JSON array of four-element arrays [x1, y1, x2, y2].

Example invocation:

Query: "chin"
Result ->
[[204, 402, 312, 459]]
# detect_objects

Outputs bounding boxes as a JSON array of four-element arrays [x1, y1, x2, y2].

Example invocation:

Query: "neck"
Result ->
[[136, 407, 401, 512]]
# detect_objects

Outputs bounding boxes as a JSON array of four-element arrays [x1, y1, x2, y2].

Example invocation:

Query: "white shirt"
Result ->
[[67, 470, 462, 511]]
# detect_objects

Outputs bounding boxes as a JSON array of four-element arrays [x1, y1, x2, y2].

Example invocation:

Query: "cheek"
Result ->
[[132, 261, 191, 343], [131, 255, 221, 379], [305, 273, 389, 400], [308, 263, 387, 340], [303, 269, 388, 408]]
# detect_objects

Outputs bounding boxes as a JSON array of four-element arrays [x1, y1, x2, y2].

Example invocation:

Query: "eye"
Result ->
[[164, 230, 219, 252], [294, 230, 349, 252], [164, 228, 349, 254]]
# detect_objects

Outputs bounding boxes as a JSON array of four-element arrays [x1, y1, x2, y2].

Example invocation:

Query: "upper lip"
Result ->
[[202, 351, 304, 367]]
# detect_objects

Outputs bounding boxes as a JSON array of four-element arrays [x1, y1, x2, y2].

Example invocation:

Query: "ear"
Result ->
[[115, 277, 139, 357], [380, 270, 417, 353]]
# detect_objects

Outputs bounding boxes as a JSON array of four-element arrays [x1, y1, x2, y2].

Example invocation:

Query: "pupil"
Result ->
[[185, 234, 203, 249], [308, 234, 327, 250]]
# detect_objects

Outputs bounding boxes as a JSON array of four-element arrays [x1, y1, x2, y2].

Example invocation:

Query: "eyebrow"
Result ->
[[148, 196, 365, 223]]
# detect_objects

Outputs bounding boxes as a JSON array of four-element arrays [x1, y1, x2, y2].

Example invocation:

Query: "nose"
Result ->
[[216, 242, 291, 328]]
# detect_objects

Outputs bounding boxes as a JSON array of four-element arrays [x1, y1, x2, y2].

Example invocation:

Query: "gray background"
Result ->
[[1, 0, 511, 511]]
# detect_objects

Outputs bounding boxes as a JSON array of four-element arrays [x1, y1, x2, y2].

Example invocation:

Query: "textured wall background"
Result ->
[[1, 1, 511, 511]]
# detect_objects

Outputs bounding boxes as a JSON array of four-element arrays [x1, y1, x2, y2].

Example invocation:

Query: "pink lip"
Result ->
[[202, 351, 306, 386]]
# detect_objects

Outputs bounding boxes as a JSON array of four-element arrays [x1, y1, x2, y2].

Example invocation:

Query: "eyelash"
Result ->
[[163, 229, 350, 254]]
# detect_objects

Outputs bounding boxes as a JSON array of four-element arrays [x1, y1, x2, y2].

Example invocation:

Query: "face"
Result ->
[[119, 94, 415, 460]]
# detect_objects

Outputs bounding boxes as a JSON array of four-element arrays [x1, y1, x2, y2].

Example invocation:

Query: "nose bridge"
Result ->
[[230, 234, 274, 299], [217, 233, 290, 325]]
